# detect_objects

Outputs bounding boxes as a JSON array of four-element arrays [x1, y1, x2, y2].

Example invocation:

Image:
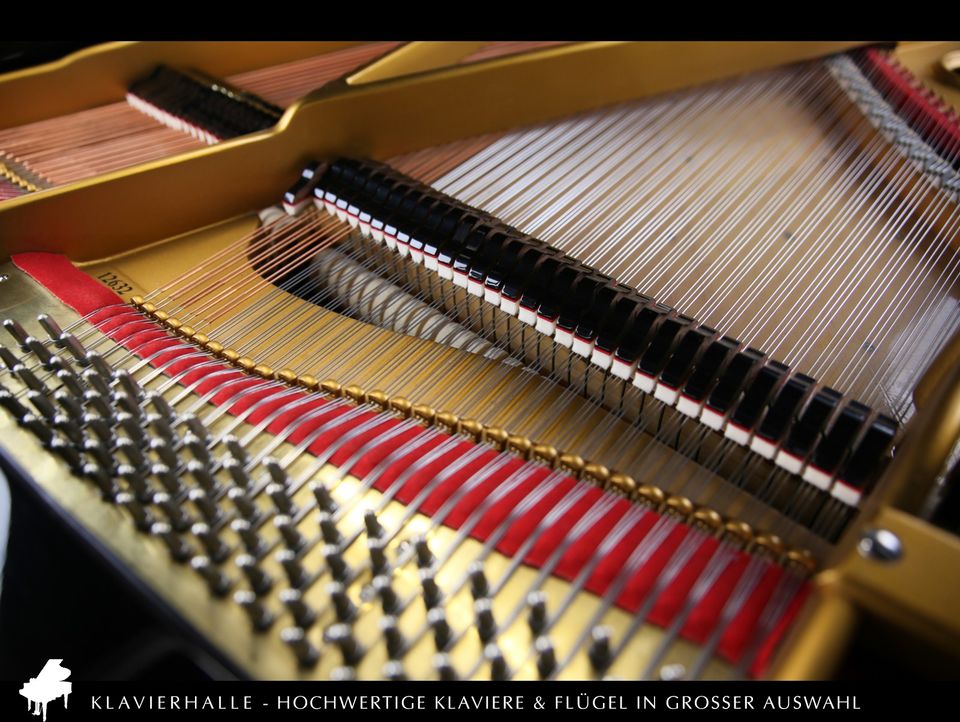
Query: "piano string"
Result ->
[[0, 42, 958, 681]]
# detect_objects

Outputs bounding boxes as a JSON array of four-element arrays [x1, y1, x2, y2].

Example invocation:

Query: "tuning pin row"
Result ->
[[0, 312, 662, 680]]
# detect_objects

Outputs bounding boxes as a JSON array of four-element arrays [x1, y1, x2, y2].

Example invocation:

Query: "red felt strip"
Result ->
[[748, 580, 811, 678], [13, 252, 123, 317], [681, 552, 752, 646], [14, 251, 806, 677]]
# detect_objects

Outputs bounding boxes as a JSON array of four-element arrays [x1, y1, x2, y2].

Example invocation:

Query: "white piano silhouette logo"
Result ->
[[20, 659, 72, 721]]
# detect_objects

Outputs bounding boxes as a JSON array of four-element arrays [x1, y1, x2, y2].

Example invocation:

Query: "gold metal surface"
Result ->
[[0, 266, 735, 680], [0, 41, 368, 129], [0, 42, 863, 262], [1, 40, 958, 683]]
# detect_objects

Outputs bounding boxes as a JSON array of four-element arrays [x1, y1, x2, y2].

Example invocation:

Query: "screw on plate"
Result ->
[[659, 663, 686, 681], [858, 528, 903, 562]]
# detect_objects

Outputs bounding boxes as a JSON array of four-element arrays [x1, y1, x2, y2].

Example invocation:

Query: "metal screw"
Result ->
[[659, 663, 686, 681], [858, 528, 903, 562]]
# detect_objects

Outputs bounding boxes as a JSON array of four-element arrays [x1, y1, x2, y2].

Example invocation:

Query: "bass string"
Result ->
[[0, 43, 396, 189], [226, 42, 402, 108]]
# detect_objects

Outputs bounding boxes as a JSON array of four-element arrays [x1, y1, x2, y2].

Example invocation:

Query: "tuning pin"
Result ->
[[234, 590, 274, 631], [0, 388, 30, 420], [428, 607, 452, 651], [3, 318, 30, 349], [485, 643, 509, 681], [115, 369, 143, 402], [535, 636, 557, 678], [186, 460, 219, 494], [414, 536, 434, 569], [116, 491, 155, 531], [54, 388, 84, 420], [184, 432, 211, 467], [189, 489, 221, 524], [379, 615, 406, 659], [182, 413, 210, 445], [237, 554, 273, 595], [222, 435, 249, 468], [469, 562, 489, 600], [148, 437, 180, 470], [153, 491, 191, 531], [474, 598, 497, 643], [230, 518, 265, 556], [21, 413, 54, 445], [363, 509, 384, 539], [83, 391, 114, 424], [25, 337, 53, 368], [144, 413, 180, 442], [329, 666, 356, 681], [25, 389, 56, 421], [223, 457, 253, 490], [25, 390, 57, 423], [276, 549, 308, 589], [588, 625, 613, 672], [264, 457, 294, 491], [274, 517, 305, 554], [192, 522, 230, 563], [266, 482, 296, 517], [86, 430, 117, 475], [191, 555, 232, 596], [14, 364, 48, 394], [85, 351, 114, 381], [369, 575, 398, 614], [52, 413, 83, 446], [45, 353, 72, 377], [151, 462, 183, 495], [325, 623, 364, 666], [49, 436, 81, 470], [114, 392, 143, 422], [281, 626, 319, 667], [433, 653, 458, 681], [145, 413, 174, 442], [323, 544, 350, 582], [367, 537, 389, 576], [116, 463, 151, 499], [152, 521, 193, 562], [317, 511, 341, 545], [280, 588, 316, 628], [327, 581, 358, 622], [309, 480, 337, 513], [116, 412, 146, 445], [420, 569, 442, 609], [37, 314, 64, 345], [82, 416, 113, 452], [115, 436, 147, 469], [147, 391, 176, 423], [82, 462, 118, 498], [227, 488, 262, 522], [0, 345, 20, 371], [527, 591, 548, 634], [60, 333, 89, 366], [82, 369, 110, 397]]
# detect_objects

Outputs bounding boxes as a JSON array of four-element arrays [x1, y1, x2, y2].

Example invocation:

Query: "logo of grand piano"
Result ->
[[20, 659, 72, 721]]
